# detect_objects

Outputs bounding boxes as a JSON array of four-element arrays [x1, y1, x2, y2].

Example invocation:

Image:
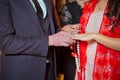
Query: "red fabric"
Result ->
[[78, 0, 120, 80], [78, 72, 82, 80]]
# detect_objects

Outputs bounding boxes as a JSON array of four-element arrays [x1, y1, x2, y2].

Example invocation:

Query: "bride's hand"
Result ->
[[73, 33, 97, 41], [61, 24, 80, 34]]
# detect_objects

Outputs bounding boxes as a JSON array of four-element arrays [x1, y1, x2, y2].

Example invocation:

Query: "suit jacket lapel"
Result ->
[[44, 0, 55, 34], [25, 0, 55, 34], [26, 0, 47, 34]]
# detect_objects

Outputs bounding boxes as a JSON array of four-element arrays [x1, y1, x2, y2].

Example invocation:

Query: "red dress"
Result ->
[[76, 0, 120, 80]]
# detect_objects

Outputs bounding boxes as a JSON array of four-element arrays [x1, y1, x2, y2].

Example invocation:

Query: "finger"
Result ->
[[63, 38, 76, 45], [73, 34, 82, 40], [61, 31, 76, 43], [62, 42, 70, 47], [71, 24, 80, 29], [64, 31, 73, 37]]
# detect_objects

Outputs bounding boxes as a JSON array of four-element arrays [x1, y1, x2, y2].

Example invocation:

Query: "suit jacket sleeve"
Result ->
[[0, 0, 48, 57]]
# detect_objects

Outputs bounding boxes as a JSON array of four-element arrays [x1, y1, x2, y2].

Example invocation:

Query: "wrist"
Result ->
[[49, 35, 54, 46], [92, 33, 98, 41]]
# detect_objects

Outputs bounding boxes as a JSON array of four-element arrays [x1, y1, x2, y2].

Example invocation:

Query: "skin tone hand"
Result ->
[[61, 24, 80, 34], [49, 31, 76, 47], [74, 33, 95, 41], [76, 0, 90, 8], [74, 32, 120, 51]]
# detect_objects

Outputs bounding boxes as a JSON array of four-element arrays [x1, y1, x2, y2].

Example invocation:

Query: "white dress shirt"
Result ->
[[30, 0, 47, 19]]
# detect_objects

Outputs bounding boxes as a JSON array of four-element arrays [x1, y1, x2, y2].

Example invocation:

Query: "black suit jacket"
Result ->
[[0, 0, 56, 80]]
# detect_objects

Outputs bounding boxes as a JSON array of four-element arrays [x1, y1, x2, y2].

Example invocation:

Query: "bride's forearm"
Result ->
[[94, 33, 120, 51]]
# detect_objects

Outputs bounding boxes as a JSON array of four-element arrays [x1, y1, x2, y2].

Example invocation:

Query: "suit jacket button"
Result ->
[[46, 59, 50, 63]]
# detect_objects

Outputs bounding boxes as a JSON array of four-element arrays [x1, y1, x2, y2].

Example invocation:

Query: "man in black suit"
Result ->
[[0, 0, 75, 80]]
